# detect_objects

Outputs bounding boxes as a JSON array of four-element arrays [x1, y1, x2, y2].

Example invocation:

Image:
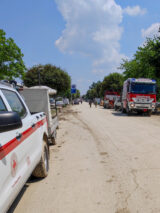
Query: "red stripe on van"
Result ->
[[0, 117, 46, 160]]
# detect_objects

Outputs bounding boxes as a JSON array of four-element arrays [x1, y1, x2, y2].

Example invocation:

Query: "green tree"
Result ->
[[86, 81, 103, 100], [0, 29, 26, 80], [24, 64, 71, 96], [86, 89, 95, 100], [120, 38, 158, 80], [64, 89, 71, 99], [120, 32, 160, 99], [90, 81, 103, 97], [76, 89, 81, 98], [101, 72, 124, 95], [86, 73, 123, 99]]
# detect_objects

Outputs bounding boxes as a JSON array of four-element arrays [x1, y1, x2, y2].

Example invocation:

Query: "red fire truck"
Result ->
[[122, 78, 156, 115], [104, 91, 120, 109]]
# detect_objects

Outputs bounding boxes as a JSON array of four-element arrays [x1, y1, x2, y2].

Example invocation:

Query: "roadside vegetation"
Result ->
[[0, 29, 26, 80], [24, 64, 71, 97]]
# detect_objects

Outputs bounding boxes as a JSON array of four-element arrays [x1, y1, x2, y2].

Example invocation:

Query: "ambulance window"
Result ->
[[0, 96, 6, 111], [1, 89, 27, 118]]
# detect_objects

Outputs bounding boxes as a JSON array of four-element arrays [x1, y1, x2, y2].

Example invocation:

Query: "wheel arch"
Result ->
[[43, 132, 50, 157]]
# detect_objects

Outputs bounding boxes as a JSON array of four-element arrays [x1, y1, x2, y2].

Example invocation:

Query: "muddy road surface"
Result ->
[[9, 103, 160, 213]]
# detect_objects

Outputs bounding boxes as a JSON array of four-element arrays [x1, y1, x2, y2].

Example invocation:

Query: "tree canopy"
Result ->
[[120, 37, 160, 80], [0, 29, 26, 80], [86, 81, 103, 100], [101, 73, 124, 94], [86, 73, 123, 100], [24, 64, 71, 96], [119, 34, 160, 98]]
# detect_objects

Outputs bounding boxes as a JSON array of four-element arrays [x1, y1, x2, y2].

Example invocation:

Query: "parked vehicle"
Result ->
[[154, 102, 160, 114], [114, 96, 121, 111], [104, 91, 120, 109], [122, 78, 156, 116], [20, 86, 58, 145], [56, 100, 64, 107], [50, 98, 55, 108], [63, 98, 69, 105], [74, 99, 79, 105], [103, 100, 109, 109], [0, 82, 50, 213]]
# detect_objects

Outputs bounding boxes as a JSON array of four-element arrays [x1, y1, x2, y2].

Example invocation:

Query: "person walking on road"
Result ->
[[94, 100, 97, 108], [89, 100, 92, 108]]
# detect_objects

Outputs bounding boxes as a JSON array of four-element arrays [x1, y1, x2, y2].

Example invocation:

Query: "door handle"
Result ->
[[16, 133, 22, 141]]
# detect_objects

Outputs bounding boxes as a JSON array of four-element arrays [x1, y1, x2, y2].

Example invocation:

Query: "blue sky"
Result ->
[[0, 0, 160, 94]]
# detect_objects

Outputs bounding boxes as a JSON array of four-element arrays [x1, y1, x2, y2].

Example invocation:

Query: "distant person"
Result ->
[[94, 100, 97, 108], [89, 100, 92, 108]]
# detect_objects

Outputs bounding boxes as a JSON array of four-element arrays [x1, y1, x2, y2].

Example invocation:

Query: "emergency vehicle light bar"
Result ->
[[131, 78, 156, 83]]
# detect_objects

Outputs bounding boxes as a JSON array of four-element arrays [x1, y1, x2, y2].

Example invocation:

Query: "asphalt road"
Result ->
[[9, 103, 160, 213]]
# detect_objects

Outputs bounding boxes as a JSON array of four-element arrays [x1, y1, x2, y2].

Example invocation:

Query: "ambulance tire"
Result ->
[[32, 141, 49, 178], [137, 111, 143, 115], [122, 107, 126, 113], [147, 110, 152, 117]]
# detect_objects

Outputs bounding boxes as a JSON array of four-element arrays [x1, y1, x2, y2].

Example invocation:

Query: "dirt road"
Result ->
[[9, 103, 160, 213]]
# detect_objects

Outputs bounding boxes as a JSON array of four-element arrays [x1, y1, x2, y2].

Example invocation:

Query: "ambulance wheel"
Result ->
[[122, 106, 126, 113], [32, 141, 49, 178], [147, 110, 152, 117]]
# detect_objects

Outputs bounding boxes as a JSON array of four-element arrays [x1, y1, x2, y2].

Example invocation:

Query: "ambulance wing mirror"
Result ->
[[0, 111, 22, 132]]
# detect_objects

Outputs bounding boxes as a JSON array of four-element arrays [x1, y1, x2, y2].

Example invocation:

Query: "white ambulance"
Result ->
[[0, 82, 49, 213]]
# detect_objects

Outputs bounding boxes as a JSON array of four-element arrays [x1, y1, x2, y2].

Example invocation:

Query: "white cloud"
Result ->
[[141, 23, 160, 38], [54, 0, 125, 74], [123, 6, 147, 16], [54, 1, 142, 75]]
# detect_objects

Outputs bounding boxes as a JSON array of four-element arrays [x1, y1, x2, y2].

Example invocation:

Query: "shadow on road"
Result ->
[[112, 111, 152, 117], [7, 184, 29, 213], [7, 176, 43, 213], [112, 112, 127, 117]]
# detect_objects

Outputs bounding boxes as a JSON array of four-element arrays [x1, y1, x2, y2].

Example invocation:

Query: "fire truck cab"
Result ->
[[122, 78, 156, 115]]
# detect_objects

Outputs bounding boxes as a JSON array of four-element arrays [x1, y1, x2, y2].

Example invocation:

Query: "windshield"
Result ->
[[130, 83, 156, 94]]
